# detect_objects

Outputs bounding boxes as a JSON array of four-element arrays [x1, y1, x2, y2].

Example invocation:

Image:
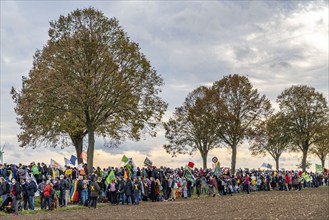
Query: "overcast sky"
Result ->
[[1, 1, 328, 170]]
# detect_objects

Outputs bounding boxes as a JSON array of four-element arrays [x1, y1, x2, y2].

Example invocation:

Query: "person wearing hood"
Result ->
[[88, 176, 100, 208]]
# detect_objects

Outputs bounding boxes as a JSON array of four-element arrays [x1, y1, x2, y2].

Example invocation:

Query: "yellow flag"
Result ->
[[124, 169, 128, 179]]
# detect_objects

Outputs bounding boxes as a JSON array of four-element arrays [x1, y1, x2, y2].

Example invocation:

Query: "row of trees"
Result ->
[[11, 8, 328, 173], [164, 75, 328, 172]]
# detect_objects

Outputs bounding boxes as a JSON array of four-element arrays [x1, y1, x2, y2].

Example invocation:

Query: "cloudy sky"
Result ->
[[1, 1, 328, 170]]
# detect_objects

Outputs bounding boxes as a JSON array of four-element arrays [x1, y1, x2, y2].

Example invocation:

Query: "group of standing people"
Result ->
[[1, 162, 328, 216]]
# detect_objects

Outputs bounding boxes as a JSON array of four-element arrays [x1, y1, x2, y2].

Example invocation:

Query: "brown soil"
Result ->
[[1, 187, 329, 220]]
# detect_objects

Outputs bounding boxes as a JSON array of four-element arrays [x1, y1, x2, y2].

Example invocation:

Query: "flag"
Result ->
[[144, 157, 153, 166], [64, 157, 71, 166], [128, 158, 137, 172], [184, 165, 195, 183], [80, 151, 87, 162], [302, 172, 311, 182], [188, 161, 194, 169], [121, 155, 129, 163], [315, 164, 324, 173], [214, 161, 221, 177], [123, 169, 128, 179], [70, 155, 77, 165], [324, 168, 328, 173], [50, 159, 62, 169], [126, 162, 133, 174], [261, 163, 272, 169], [106, 170, 116, 185]]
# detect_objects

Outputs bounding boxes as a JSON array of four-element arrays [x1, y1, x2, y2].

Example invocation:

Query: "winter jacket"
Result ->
[[125, 180, 133, 196], [89, 181, 100, 198], [44, 184, 51, 197], [27, 181, 37, 196]]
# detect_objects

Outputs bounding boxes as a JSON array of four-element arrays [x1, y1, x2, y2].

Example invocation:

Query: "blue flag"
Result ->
[[64, 157, 71, 166], [70, 155, 77, 165]]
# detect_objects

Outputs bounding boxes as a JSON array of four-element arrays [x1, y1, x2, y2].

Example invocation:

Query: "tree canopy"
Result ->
[[12, 7, 167, 172], [277, 85, 328, 171], [249, 113, 289, 170], [212, 74, 272, 173], [163, 86, 221, 168]]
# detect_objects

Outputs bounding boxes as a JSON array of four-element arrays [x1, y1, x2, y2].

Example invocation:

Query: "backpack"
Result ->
[[50, 188, 55, 196], [5, 182, 10, 194]]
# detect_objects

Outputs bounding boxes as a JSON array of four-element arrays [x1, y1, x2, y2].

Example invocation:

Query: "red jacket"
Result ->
[[44, 184, 51, 197], [285, 175, 290, 184]]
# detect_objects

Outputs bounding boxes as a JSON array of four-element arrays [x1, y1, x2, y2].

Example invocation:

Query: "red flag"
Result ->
[[324, 168, 328, 173], [80, 151, 87, 162], [188, 162, 194, 169]]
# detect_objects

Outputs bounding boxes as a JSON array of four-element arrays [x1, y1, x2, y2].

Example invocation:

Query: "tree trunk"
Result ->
[[301, 149, 308, 172], [321, 157, 325, 169], [87, 127, 95, 175], [200, 151, 208, 169], [275, 157, 279, 171], [231, 144, 237, 174], [71, 134, 84, 164]]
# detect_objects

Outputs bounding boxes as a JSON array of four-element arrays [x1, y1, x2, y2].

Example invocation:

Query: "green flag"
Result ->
[[121, 155, 129, 163], [214, 162, 221, 177], [126, 162, 133, 174], [184, 165, 195, 183], [315, 164, 324, 173], [106, 170, 116, 185]]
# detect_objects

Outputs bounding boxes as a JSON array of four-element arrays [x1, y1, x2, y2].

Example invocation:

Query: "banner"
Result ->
[[315, 164, 324, 173], [144, 157, 153, 166]]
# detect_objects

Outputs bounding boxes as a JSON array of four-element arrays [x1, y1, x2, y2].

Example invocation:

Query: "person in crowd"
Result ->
[[195, 176, 202, 197], [125, 178, 134, 205], [43, 180, 52, 210], [108, 178, 117, 204], [11, 178, 22, 216], [88, 176, 100, 208], [117, 177, 125, 204], [21, 178, 30, 210], [208, 176, 216, 197], [26, 177, 37, 210], [59, 175, 69, 207], [0, 176, 10, 205], [133, 179, 141, 205], [38, 179, 46, 209]]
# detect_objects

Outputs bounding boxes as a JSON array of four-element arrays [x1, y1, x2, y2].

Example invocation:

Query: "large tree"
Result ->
[[211, 74, 272, 173], [249, 113, 289, 170], [12, 8, 167, 173], [277, 85, 328, 172], [311, 122, 329, 168], [163, 86, 221, 169]]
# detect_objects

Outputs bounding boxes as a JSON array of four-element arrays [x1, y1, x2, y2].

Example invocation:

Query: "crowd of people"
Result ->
[[0, 161, 328, 216]]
